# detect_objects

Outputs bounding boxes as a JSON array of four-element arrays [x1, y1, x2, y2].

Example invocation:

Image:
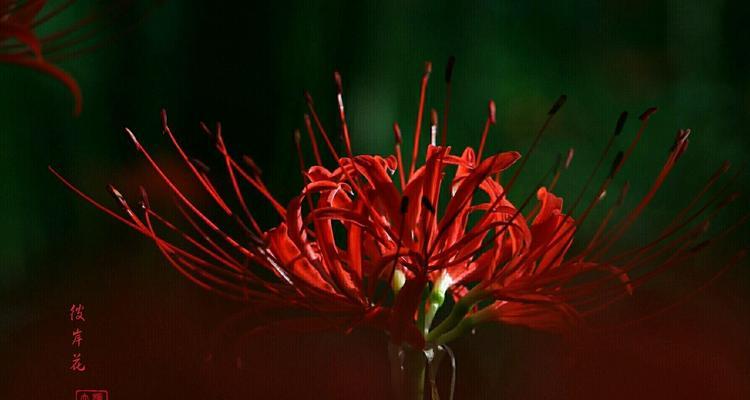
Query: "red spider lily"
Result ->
[[51, 59, 746, 354], [1, 1, 153, 115]]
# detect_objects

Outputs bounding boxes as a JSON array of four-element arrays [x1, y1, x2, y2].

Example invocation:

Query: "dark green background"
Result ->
[[2, 1, 748, 399]]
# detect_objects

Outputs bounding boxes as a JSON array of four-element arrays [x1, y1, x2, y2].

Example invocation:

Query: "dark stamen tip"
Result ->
[[293, 129, 302, 145], [689, 240, 711, 253], [614, 111, 628, 136], [199, 121, 213, 136], [393, 122, 403, 145], [488, 100, 497, 124], [160, 109, 168, 130], [304, 91, 314, 105], [191, 158, 210, 173], [431, 109, 439, 126], [445, 56, 456, 83], [333, 71, 343, 94], [242, 155, 263, 176], [548, 95, 567, 115], [638, 107, 658, 121], [609, 150, 624, 178], [400, 196, 409, 214], [421, 196, 435, 213]]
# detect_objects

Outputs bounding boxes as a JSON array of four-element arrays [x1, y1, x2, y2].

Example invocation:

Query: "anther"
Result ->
[[421, 196, 436, 214], [445, 56, 456, 83], [242, 155, 263, 176], [638, 107, 658, 121], [334, 71, 343, 95], [400, 196, 410, 214], [393, 122, 403, 145], [614, 111, 628, 136], [548, 95, 567, 115], [191, 158, 210, 174]]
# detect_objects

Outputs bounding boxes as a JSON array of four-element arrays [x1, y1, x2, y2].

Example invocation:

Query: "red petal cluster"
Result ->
[[53, 62, 745, 350]]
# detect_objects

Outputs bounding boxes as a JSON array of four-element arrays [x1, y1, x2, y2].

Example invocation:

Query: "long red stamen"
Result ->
[[305, 92, 340, 160], [505, 95, 567, 192], [304, 114, 324, 166], [143, 206, 244, 274], [201, 122, 282, 227], [476, 100, 496, 162], [31, 1, 75, 28], [611, 107, 658, 177], [393, 122, 407, 190], [216, 123, 263, 236], [198, 122, 286, 217], [160, 111, 233, 215], [124, 127, 259, 258], [408, 61, 432, 179], [590, 130, 690, 260], [659, 160, 730, 235], [334, 71, 354, 157], [596, 250, 746, 332]]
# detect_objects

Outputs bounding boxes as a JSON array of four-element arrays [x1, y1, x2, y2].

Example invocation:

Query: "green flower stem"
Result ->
[[423, 297, 441, 335], [388, 342, 404, 398], [434, 316, 478, 345], [402, 346, 426, 400], [425, 285, 487, 342]]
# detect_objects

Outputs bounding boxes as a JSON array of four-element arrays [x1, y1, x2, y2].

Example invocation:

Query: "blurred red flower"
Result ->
[[1, 1, 156, 115], [1, 0, 82, 114]]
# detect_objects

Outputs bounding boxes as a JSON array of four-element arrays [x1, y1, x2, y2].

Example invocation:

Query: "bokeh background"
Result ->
[[2, 1, 749, 399]]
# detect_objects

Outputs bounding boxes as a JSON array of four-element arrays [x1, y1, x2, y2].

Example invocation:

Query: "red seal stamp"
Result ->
[[75, 389, 109, 400]]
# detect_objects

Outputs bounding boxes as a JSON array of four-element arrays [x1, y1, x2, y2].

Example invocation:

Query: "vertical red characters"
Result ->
[[69, 303, 86, 372]]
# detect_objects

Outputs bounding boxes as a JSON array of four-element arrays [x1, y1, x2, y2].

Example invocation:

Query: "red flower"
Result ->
[[2, 0, 82, 114], [52, 60, 745, 351], [1, 1, 154, 115]]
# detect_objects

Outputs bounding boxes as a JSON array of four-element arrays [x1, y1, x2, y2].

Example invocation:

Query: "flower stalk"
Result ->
[[426, 285, 487, 342], [388, 342, 428, 400]]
